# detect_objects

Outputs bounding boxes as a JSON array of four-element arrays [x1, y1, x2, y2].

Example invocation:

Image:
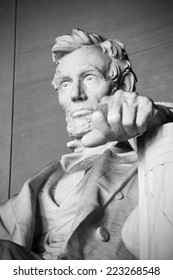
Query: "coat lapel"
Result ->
[[62, 149, 137, 257], [11, 160, 64, 248]]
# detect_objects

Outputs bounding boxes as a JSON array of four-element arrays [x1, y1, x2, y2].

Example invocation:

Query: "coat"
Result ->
[[0, 146, 138, 260]]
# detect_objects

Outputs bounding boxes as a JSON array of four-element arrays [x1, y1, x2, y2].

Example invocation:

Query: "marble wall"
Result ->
[[0, 0, 173, 202]]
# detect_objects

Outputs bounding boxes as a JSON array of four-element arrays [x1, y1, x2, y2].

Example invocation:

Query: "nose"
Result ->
[[71, 79, 87, 102]]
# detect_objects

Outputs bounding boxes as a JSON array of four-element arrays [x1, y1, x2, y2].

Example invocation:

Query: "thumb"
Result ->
[[81, 108, 110, 147], [81, 128, 108, 147], [81, 110, 110, 147]]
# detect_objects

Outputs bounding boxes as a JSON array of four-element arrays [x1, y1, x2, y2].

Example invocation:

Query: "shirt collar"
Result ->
[[61, 139, 118, 172]]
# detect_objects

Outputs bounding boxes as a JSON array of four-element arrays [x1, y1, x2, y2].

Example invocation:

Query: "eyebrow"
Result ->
[[55, 64, 104, 81]]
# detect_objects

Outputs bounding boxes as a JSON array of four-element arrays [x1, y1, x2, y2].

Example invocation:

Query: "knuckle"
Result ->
[[136, 122, 146, 134], [136, 114, 147, 133], [107, 111, 121, 125], [125, 92, 137, 105], [147, 100, 154, 112], [129, 91, 137, 98], [140, 96, 152, 107], [114, 91, 123, 102], [136, 119, 145, 129], [115, 89, 123, 95], [136, 117, 144, 127], [123, 119, 134, 128], [92, 110, 104, 123]]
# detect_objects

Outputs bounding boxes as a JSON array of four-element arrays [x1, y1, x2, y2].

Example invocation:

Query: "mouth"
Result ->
[[72, 109, 93, 118]]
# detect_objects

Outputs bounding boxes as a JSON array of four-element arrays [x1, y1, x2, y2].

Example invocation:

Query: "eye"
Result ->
[[87, 75, 94, 81], [84, 75, 98, 85], [86, 75, 95, 81], [61, 81, 71, 89]]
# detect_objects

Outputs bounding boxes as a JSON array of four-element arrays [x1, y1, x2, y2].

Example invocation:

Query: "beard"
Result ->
[[66, 114, 94, 138]]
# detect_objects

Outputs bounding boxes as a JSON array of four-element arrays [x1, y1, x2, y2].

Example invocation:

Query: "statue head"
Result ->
[[51, 28, 137, 138]]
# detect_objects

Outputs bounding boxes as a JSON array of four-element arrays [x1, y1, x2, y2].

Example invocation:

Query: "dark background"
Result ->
[[0, 0, 173, 203]]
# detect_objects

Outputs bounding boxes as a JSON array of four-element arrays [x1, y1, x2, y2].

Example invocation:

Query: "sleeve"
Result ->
[[128, 101, 173, 151]]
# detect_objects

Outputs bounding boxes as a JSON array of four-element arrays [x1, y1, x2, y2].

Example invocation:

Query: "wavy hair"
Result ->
[[51, 28, 137, 91]]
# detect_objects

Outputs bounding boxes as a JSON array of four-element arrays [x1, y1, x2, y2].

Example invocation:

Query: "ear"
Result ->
[[120, 72, 135, 92]]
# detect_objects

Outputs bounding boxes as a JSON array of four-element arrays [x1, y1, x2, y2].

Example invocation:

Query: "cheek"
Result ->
[[58, 92, 70, 108], [93, 82, 113, 101]]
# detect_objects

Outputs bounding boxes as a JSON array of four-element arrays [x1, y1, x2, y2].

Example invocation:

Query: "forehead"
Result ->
[[56, 45, 111, 74]]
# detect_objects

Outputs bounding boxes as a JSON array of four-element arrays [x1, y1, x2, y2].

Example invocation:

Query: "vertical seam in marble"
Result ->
[[8, 0, 18, 198]]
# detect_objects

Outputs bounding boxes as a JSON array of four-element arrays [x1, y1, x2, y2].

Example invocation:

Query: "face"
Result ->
[[53, 45, 114, 138]]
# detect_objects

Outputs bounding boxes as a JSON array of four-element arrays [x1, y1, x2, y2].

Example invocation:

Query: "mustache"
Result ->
[[65, 104, 98, 115]]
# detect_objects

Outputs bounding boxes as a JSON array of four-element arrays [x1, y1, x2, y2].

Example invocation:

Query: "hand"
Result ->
[[81, 90, 160, 147]]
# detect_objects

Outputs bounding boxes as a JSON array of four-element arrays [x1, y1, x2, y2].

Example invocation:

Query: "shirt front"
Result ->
[[37, 140, 120, 259]]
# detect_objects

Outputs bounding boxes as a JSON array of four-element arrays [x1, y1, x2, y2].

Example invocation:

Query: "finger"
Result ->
[[81, 128, 108, 147], [136, 98, 156, 134], [92, 110, 111, 136], [98, 95, 111, 105], [106, 100, 128, 141], [122, 101, 137, 137], [81, 110, 111, 147], [96, 103, 108, 119]]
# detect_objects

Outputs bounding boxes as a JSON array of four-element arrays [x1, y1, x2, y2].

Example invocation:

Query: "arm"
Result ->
[[81, 90, 173, 148], [129, 101, 173, 151]]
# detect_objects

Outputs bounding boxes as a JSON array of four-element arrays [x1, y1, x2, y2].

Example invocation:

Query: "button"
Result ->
[[57, 254, 69, 260], [44, 252, 52, 260], [95, 226, 110, 242]]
